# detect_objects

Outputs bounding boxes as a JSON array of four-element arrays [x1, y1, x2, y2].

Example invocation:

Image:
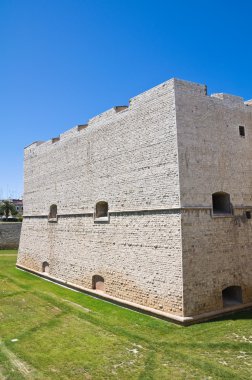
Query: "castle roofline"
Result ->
[[24, 78, 251, 152]]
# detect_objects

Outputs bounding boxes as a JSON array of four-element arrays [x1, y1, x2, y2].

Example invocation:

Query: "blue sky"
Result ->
[[1, 0, 252, 198]]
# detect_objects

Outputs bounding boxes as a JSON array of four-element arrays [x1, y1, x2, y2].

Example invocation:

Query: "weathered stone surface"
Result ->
[[175, 78, 252, 316], [17, 78, 252, 320], [0, 222, 21, 249]]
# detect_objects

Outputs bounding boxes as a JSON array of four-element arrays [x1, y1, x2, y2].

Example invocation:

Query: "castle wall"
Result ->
[[18, 79, 184, 316], [18, 212, 183, 314], [0, 222, 22, 249], [18, 77, 252, 320], [23, 79, 180, 216], [175, 79, 252, 316], [181, 209, 252, 316], [175, 79, 252, 206]]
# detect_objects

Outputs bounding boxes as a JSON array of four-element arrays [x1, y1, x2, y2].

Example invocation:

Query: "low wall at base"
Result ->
[[0, 222, 22, 249]]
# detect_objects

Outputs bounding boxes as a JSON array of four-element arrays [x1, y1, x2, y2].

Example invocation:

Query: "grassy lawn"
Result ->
[[0, 249, 18, 255], [0, 251, 251, 379]]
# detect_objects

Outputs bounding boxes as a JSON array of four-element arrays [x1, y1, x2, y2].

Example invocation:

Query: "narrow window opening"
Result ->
[[239, 126, 245, 137], [212, 192, 231, 215], [92, 275, 105, 291], [95, 201, 108, 220], [222, 286, 243, 307], [246, 211, 251, 219], [42, 261, 49, 274], [48, 204, 57, 221]]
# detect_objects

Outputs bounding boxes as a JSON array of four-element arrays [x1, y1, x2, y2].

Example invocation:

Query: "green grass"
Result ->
[[0, 251, 251, 379], [0, 249, 18, 254]]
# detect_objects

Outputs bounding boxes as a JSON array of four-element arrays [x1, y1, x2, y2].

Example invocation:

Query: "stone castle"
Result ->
[[17, 78, 252, 324]]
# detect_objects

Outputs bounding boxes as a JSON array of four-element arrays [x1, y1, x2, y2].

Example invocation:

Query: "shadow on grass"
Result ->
[[197, 308, 252, 326]]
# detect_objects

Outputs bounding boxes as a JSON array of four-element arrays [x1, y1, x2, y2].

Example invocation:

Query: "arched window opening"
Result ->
[[95, 201, 108, 219], [212, 192, 231, 215], [42, 261, 49, 274], [92, 275, 105, 291], [222, 286, 243, 307], [49, 204, 57, 221]]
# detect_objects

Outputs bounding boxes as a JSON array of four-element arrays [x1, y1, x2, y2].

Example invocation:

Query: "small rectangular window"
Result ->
[[239, 126, 245, 137]]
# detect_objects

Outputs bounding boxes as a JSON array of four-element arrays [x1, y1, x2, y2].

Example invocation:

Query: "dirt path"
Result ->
[[0, 340, 42, 379], [0, 366, 7, 380], [0, 254, 17, 257]]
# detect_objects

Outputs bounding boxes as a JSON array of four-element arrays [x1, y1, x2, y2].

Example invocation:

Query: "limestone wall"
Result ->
[[181, 209, 252, 316], [18, 78, 184, 316], [23, 78, 180, 216], [18, 212, 183, 314], [175, 78, 252, 207], [0, 222, 22, 249], [174, 79, 252, 316]]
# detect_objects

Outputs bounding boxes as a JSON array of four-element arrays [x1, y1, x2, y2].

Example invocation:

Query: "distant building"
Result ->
[[12, 199, 23, 215]]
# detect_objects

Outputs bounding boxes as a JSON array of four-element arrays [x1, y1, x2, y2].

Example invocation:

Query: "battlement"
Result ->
[[24, 78, 252, 153], [211, 93, 244, 105]]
